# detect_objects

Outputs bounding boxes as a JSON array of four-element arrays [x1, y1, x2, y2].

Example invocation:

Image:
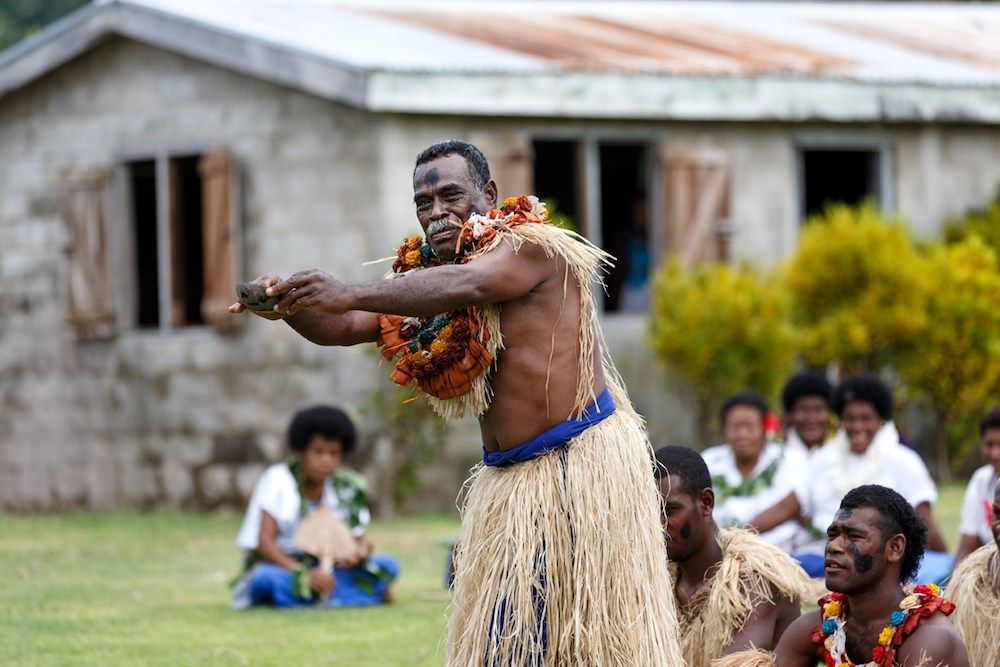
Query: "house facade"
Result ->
[[3, 0, 1000, 509]]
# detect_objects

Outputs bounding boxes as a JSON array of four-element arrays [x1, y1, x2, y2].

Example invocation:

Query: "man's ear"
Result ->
[[698, 487, 715, 515], [884, 533, 906, 565], [483, 179, 498, 207]]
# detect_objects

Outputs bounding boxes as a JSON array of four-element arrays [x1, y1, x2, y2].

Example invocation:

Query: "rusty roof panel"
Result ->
[[372, 9, 856, 76], [816, 18, 1000, 73]]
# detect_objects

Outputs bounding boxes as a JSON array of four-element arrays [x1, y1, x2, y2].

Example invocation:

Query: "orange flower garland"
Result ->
[[376, 196, 551, 401]]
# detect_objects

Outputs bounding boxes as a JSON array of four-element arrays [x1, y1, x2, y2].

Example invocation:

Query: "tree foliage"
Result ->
[[649, 258, 797, 442], [0, 1, 87, 53], [944, 185, 1000, 258], [785, 202, 928, 373]]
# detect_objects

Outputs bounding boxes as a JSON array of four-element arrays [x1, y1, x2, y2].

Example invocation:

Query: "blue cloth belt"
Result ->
[[482, 388, 615, 467]]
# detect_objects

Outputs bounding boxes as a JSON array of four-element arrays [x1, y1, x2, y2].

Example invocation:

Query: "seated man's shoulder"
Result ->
[[773, 609, 822, 665], [898, 613, 969, 667], [721, 529, 811, 608]]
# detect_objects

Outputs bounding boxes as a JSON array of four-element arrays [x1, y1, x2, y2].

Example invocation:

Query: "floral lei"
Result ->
[[376, 196, 550, 400], [812, 584, 955, 667]]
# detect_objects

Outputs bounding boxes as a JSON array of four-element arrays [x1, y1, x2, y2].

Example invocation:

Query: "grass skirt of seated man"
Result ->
[[673, 528, 812, 667], [445, 379, 683, 667], [232, 555, 399, 609], [945, 543, 1000, 667]]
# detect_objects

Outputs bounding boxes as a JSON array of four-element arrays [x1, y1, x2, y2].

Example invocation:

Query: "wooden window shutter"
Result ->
[[469, 133, 534, 199], [60, 169, 116, 340], [198, 147, 239, 330], [660, 142, 732, 266]]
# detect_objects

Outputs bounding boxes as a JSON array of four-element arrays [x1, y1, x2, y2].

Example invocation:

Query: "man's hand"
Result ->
[[308, 567, 335, 598], [229, 275, 285, 320], [267, 269, 353, 317]]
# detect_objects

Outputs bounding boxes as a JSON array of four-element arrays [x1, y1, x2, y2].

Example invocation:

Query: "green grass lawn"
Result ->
[[0, 512, 460, 666], [0, 484, 969, 666]]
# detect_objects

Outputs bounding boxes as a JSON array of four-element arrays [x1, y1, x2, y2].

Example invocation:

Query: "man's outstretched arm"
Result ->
[[228, 275, 379, 346], [266, 239, 554, 319]]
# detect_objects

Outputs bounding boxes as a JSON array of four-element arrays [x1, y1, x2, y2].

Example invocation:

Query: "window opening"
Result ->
[[170, 156, 205, 326], [801, 149, 879, 220], [532, 140, 580, 230], [599, 144, 649, 313], [128, 160, 159, 328]]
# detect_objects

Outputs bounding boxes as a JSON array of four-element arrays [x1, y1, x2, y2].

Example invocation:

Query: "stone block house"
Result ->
[[3, 0, 1000, 509]]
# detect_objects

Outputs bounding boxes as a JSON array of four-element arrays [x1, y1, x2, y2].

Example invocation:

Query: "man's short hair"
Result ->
[[832, 374, 893, 420], [781, 372, 833, 413], [980, 404, 1000, 436], [653, 445, 712, 497], [288, 405, 358, 454], [839, 485, 927, 583], [719, 391, 769, 426], [414, 140, 491, 191]]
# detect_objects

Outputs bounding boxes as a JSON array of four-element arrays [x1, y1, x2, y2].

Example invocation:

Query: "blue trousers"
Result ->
[[246, 556, 399, 608]]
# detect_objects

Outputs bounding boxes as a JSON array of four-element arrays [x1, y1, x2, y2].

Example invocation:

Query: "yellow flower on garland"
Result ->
[[878, 626, 894, 646], [406, 236, 422, 250], [824, 601, 841, 618], [926, 584, 940, 596], [837, 662, 850, 667], [438, 323, 453, 340], [430, 339, 447, 356], [503, 196, 520, 207], [405, 250, 421, 266]]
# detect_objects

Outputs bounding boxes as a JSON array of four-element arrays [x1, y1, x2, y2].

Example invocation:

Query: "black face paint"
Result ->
[[423, 168, 440, 187], [680, 521, 692, 539], [846, 542, 873, 573], [836, 509, 853, 522]]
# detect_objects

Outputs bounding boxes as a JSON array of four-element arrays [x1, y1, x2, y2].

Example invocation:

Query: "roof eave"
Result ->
[[366, 70, 1000, 124]]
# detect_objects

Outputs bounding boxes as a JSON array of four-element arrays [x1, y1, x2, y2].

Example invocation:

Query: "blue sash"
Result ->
[[482, 388, 615, 467]]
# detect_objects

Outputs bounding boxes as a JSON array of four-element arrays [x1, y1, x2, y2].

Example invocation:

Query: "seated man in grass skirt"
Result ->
[[229, 140, 682, 665], [773, 485, 968, 667], [655, 446, 810, 667], [946, 482, 1000, 667]]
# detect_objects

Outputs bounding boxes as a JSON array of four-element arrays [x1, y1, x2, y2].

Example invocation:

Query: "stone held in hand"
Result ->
[[235, 280, 279, 313]]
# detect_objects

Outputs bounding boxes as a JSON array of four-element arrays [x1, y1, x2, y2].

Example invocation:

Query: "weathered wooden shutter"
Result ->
[[198, 147, 239, 329], [60, 169, 116, 340], [469, 133, 534, 199], [660, 143, 732, 266]]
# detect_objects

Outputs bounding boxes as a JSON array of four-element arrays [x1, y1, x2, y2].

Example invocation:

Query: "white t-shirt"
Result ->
[[793, 422, 937, 555], [235, 463, 367, 555], [703, 441, 808, 552], [959, 464, 999, 546]]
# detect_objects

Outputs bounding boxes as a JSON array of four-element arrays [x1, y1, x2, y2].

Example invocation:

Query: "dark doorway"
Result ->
[[599, 143, 649, 313], [801, 149, 880, 220], [128, 160, 159, 328]]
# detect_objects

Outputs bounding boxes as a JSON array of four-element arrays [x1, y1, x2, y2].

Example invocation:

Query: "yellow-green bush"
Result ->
[[649, 258, 797, 441], [785, 201, 928, 373]]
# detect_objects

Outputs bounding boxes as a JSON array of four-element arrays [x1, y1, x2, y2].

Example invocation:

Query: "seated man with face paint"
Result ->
[[749, 375, 952, 584], [654, 446, 810, 667], [946, 481, 1000, 667], [230, 405, 398, 609], [774, 485, 968, 667]]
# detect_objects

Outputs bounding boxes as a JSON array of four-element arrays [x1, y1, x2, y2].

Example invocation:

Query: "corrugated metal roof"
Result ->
[[3, 1, 1000, 122], [116, 0, 1000, 85]]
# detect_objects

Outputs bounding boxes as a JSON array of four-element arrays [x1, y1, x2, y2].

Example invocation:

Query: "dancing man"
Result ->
[[655, 445, 809, 666], [774, 485, 968, 667], [230, 140, 680, 665]]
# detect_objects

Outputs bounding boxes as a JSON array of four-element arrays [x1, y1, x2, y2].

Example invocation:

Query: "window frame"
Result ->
[[111, 145, 241, 334]]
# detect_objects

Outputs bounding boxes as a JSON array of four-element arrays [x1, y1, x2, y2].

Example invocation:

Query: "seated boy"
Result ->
[[230, 405, 398, 608]]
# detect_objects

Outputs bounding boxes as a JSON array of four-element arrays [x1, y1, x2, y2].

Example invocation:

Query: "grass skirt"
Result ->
[[445, 402, 682, 666], [945, 543, 1000, 667]]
